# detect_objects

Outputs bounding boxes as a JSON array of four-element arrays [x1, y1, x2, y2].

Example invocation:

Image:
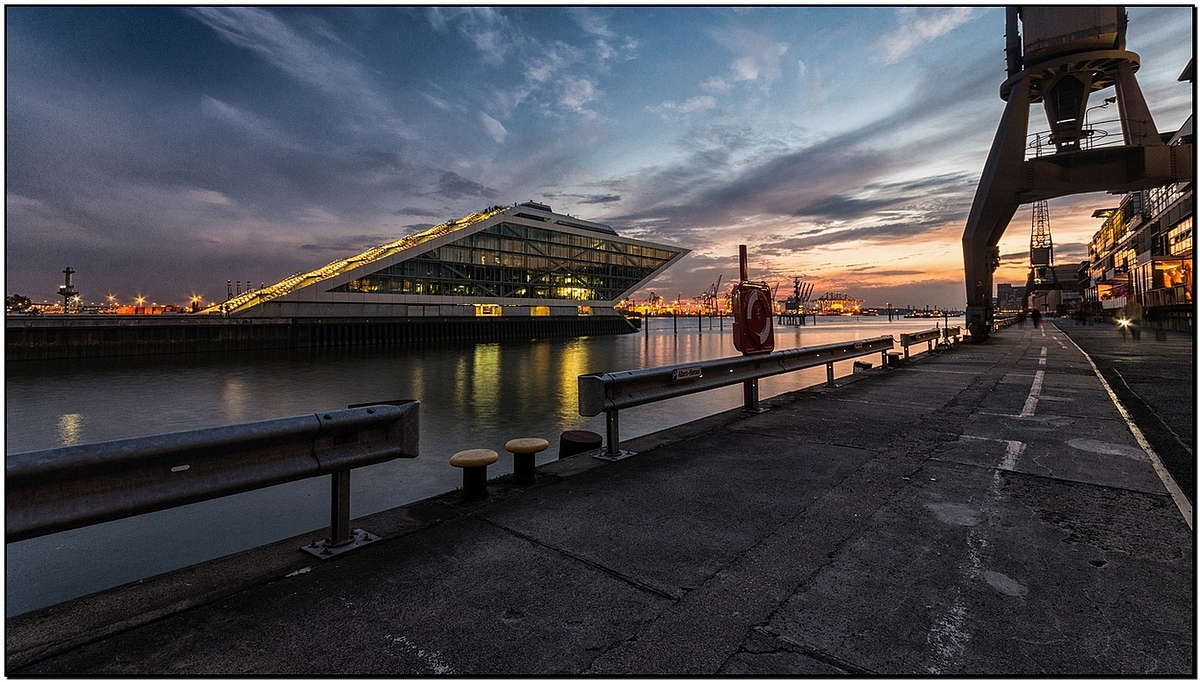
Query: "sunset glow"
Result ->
[[6, 7, 1193, 310]]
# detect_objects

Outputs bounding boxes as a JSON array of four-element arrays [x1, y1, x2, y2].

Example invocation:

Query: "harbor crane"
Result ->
[[961, 6, 1192, 340], [699, 275, 722, 315]]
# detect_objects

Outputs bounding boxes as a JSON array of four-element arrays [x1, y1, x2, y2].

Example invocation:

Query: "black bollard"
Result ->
[[559, 430, 603, 459]]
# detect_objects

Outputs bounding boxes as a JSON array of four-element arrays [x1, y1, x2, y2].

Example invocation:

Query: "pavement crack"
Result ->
[[758, 627, 879, 675], [474, 516, 678, 601]]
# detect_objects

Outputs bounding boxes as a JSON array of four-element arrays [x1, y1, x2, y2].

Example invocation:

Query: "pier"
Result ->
[[6, 322, 1192, 675], [4, 314, 638, 361]]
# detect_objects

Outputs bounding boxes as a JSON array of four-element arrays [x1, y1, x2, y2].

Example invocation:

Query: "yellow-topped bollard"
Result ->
[[450, 448, 498, 501], [505, 437, 549, 485]]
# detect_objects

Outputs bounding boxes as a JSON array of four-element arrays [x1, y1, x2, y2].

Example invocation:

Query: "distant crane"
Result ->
[[1029, 200, 1056, 286], [699, 275, 723, 316], [784, 277, 813, 313]]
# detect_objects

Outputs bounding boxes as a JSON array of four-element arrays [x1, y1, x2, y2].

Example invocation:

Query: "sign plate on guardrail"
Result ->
[[672, 366, 702, 381]]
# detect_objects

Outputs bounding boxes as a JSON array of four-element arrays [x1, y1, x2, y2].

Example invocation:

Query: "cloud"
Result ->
[[300, 234, 391, 252], [875, 7, 977, 64], [436, 171, 499, 200], [426, 7, 514, 64], [543, 192, 622, 206], [570, 7, 616, 39], [200, 96, 293, 148], [758, 221, 946, 253], [423, 93, 452, 111], [428, 7, 633, 122], [713, 27, 789, 89], [189, 8, 380, 108], [608, 47, 998, 242], [481, 112, 508, 143], [699, 76, 732, 94], [558, 75, 601, 117], [796, 59, 836, 103], [394, 206, 443, 217], [647, 95, 718, 118], [578, 194, 622, 204]]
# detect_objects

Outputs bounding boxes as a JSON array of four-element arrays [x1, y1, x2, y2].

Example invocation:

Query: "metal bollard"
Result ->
[[450, 449, 498, 501], [505, 438, 548, 485], [559, 430, 602, 458]]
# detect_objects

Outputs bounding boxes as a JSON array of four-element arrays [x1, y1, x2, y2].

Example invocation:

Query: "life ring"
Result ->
[[743, 288, 771, 346]]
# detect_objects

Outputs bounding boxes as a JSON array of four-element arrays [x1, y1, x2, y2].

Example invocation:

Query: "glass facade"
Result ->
[[329, 222, 678, 302]]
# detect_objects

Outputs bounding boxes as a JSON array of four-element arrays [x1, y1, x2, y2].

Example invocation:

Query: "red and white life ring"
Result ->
[[743, 287, 771, 346]]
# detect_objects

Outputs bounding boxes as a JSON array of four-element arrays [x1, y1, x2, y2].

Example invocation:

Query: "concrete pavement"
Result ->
[[1056, 321, 1195, 502], [6, 320, 1193, 675]]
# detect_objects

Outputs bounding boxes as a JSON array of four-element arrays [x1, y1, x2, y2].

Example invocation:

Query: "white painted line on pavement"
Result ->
[[1061, 334, 1193, 530], [1019, 370, 1044, 417], [1000, 440, 1025, 471]]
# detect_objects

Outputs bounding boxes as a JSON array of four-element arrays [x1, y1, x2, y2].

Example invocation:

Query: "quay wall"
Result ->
[[5, 315, 638, 361]]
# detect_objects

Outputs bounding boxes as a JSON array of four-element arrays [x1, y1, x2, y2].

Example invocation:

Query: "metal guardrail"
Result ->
[[899, 326, 960, 359], [6, 401, 419, 558], [578, 335, 894, 459], [993, 316, 1018, 332]]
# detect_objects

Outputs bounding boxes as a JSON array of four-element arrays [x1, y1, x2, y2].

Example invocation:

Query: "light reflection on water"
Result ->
[[5, 316, 947, 614]]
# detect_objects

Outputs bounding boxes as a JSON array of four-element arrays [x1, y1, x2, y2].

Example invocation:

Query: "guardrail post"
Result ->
[[744, 379, 757, 410], [826, 362, 835, 387], [607, 410, 619, 456], [330, 470, 352, 547], [743, 379, 762, 412], [594, 409, 636, 461], [302, 467, 383, 559]]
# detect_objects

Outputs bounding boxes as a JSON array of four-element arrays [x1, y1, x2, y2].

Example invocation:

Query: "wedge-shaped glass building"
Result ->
[[207, 201, 688, 320]]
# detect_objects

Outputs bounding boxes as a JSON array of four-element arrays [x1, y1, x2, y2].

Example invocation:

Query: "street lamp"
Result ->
[[1082, 96, 1117, 140]]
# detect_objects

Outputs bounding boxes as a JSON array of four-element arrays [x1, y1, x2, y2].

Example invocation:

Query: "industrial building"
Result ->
[[205, 201, 688, 321]]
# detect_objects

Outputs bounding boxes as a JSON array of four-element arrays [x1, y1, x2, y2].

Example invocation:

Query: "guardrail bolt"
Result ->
[[450, 449, 499, 501], [505, 437, 549, 485]]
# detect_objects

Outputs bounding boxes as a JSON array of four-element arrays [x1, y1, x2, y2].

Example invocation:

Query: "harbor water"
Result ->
[[6, 315, 948, 615]]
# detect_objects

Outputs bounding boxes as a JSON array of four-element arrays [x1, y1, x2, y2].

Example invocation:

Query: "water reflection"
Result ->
[[57, 413, 83, 446], [6, 316, 947, 615]]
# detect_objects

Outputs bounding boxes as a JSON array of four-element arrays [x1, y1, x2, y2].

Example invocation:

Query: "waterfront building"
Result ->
[[1084, 60, 1194, 331], [995, 283, 1026, 312], [204, 201, 688, 321], [812, 292, 863, 315]]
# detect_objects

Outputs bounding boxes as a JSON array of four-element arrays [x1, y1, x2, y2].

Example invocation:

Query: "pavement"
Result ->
[[6, 320, 1194, 675]]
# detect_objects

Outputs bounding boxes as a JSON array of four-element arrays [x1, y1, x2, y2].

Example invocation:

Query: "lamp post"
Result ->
[[1082, 96, 1117, 147]]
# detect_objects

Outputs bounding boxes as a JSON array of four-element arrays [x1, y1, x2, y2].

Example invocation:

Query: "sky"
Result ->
[[6, 6, 1194, 310]]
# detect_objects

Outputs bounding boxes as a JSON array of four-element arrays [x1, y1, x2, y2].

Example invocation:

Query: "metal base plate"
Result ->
[[301, 528, 380, 559], [592, 449, 638, 462], [742, 407, 770, 414]]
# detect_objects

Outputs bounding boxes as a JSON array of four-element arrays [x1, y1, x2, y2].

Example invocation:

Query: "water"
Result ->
[[5, 315, 946, 615]]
